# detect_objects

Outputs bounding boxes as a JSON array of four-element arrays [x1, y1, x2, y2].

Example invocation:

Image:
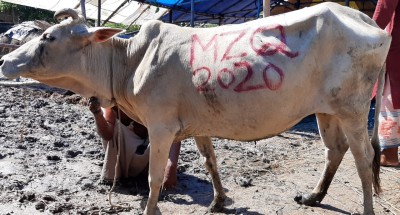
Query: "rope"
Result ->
[[103, 39, 132, 212], [108, 108, 132, 208]]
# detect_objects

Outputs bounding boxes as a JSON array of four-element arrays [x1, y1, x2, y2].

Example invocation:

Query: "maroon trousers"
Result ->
[[373, 0, 400, 108]]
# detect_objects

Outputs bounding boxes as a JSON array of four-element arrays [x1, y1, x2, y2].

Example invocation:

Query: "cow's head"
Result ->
[[0, 8, 123, 107]]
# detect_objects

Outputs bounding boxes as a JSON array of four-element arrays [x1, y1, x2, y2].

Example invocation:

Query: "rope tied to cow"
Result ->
[[106, 107, 133, 210], [102, 39, 133, 213], [91, 107, 133, 215]]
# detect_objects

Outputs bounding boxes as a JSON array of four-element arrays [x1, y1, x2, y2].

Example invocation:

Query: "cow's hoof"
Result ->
[[294, 193, 325, 206], [208, 196, 226, 213], [143, 206, 161, 215]]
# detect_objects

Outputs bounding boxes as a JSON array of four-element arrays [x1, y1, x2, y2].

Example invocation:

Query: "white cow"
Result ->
[[0, 3, 391, 215]]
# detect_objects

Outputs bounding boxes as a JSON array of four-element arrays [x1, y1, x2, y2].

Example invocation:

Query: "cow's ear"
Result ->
[[87, 27, 125, 43], [72, 26, 124, 43]]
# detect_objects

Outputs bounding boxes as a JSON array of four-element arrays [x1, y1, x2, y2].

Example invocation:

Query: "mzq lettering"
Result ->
[[190, 24, 299, 92]]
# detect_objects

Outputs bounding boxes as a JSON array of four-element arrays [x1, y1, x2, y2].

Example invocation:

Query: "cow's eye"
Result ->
[[43, 33, 56, 42]]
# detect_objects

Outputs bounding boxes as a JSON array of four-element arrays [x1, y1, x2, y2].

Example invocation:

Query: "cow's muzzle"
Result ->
[[0, 57, 22, 79]]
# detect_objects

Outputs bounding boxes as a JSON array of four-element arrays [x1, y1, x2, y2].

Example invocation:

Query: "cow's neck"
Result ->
[[73, 37, 129, 108], [82, 36, 149, 122], [110, 36, 151, 123]]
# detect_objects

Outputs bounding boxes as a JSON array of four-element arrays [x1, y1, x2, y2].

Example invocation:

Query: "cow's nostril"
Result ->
[[0, 59, 4, 67]]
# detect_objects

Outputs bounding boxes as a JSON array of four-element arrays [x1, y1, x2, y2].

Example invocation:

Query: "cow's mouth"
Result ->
[[0, 59, 27, 79], [0, 59, 17, 79]]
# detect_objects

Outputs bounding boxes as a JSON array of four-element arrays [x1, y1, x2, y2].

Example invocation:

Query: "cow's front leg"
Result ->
[[144, 127, 175, 215], [194, 136, 226, 212]]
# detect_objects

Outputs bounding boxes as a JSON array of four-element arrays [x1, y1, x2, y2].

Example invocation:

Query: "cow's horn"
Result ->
[[54, 8, 81, 23]]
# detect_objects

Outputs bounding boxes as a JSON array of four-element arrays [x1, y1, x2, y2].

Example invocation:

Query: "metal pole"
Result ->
[[191, 0, 194, 27], [80, 0, 87, 20], [97, 0, 101, 27], [169, 10, 173, 23], [126, 5, 151, 29], [263, 0, 270, 17], [102, 0, 129, 26], [345, 0, 350, 6]]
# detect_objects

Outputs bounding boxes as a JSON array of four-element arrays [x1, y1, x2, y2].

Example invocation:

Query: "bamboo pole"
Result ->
[[263, 0, 270, 17]]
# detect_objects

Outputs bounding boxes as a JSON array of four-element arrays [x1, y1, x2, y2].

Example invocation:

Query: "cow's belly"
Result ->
[[182, 91, 323, 141], [208, 115, 306, 141]]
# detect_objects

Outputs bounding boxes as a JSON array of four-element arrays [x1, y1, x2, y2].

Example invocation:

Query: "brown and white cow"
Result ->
[[0, 3, 391, 214]]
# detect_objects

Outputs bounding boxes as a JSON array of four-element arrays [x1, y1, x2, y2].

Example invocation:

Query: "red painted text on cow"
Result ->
[[190, 24, 298, 92]]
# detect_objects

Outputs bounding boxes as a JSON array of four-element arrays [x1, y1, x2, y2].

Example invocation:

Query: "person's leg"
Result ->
[[378, 75, 400, 167], [381, 147, 399, 167], [162, 141, 181, 189]]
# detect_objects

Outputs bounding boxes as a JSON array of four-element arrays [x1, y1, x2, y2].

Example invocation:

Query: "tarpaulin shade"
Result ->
[[2, 0, 168, 25], [154, 0, 377, 24], [2, 0, 377, 25]]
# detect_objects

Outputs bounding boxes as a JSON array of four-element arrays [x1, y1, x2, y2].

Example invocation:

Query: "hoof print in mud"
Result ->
[[46, 155, 61, 161], [234, 176, 253, 187], [35, 202, 46, 211]]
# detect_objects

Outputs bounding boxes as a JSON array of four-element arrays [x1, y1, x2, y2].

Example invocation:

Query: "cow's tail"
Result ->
[[371, 62, 385, 195]]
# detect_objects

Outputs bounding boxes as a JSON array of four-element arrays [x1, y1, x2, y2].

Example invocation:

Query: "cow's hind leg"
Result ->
[[341, 116, 376, 215], [295, 113, 349, 205], [194, 136, 226, 212]]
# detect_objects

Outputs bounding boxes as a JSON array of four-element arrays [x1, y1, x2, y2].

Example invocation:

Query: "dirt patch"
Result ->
[[0, 85, 399, 215]]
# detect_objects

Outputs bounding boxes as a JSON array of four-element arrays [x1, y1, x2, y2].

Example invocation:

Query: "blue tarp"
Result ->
[[154, 0, 265, 24], [136, 0, 377, 24]]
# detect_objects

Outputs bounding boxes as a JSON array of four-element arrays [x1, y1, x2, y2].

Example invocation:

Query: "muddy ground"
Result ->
[[0, 84, 399, 215]]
